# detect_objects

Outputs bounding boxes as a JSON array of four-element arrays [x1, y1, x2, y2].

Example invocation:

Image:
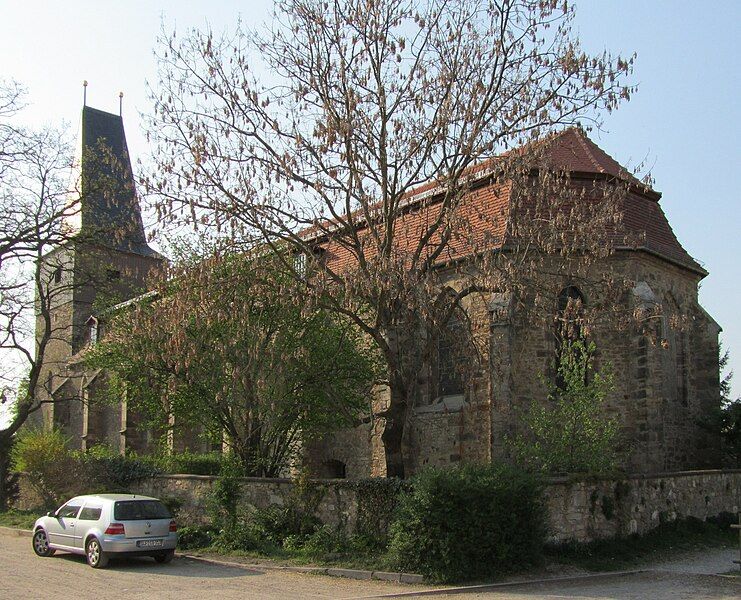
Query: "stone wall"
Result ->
[[17, 470, 739, 544], [544, 469, 740, 543], [309, 253, 721, 479], [132, 475, 363, 532]]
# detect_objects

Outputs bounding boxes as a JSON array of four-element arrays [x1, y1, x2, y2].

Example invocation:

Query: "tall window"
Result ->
[[437, 316, 465, 397], [554, 286, 586, 387], [663, 294, 688, 407]]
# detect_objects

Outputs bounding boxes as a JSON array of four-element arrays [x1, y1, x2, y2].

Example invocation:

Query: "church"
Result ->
[[34, 105, 721, 476]]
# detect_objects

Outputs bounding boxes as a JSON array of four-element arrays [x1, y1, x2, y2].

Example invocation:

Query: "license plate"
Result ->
[[136, 539, 164, 548]]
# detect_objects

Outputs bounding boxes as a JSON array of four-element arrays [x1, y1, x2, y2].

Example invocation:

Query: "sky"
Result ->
[[0, 0, 739, 417]]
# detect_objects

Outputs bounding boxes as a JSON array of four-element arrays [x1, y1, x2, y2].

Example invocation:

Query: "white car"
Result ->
[[32, 493, 178, 568]]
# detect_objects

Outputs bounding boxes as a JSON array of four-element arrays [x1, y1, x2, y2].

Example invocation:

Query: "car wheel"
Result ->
[[86, 537, 109, 569], [154, 550, 174, 564], [32, 529, 55, 557]]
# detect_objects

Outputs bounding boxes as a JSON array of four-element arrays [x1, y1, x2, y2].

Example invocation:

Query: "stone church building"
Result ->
[[34, 106, 721, 476], [34, 105, 165, 453], [307, 129, 722, 478]]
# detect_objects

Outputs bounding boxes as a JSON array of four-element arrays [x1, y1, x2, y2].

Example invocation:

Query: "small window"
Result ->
[[57, 504, 82, 519], [53, 266, 62, 283], [89, 319, 99, 345], [293, 253, 307, 277], [106, 268, 121, 281], [79, 506, 102, 521]]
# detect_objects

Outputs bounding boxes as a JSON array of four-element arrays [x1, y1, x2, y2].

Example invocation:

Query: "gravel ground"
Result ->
[[2, 529, 739, 599], [0, 533, 425, 599]]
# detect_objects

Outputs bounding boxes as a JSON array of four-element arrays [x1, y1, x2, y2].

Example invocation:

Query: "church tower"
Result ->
[[35, 103, 164, 450]]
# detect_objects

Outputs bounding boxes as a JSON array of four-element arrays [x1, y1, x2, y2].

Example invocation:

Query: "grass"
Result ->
[[192, 545, 392, 572], [546, 516, 737, 572], [0, 509, 39, 530]]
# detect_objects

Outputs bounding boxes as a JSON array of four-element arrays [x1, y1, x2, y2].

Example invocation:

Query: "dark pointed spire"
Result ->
[[78, 105, 160, 258]]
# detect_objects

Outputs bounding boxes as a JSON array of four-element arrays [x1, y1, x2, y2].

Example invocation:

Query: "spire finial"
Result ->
[[83, 80, 88, 106], [119, 91, 124, 116]]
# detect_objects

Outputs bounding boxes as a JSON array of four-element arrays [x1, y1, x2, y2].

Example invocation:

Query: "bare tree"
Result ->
[[0, 80, 82, 508], [146, 0, 635, 477]]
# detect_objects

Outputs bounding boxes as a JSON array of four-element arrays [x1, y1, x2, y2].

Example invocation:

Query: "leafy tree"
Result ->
[[509, 340, 618, 474], [87, 250, 379, 476], [145, 0, 635, 477], [698, 347, 741, 467]]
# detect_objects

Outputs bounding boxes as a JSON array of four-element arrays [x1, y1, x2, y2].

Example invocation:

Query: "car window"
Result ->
[[78, 506, 102, 521], [113, 500, 171, 521], [57, 504, 82, 518]]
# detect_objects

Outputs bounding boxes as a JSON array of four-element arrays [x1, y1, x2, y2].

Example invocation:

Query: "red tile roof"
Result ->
[[310, 128, 704, 276]]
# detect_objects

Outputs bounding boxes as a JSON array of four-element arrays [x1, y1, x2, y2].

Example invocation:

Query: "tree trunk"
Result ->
[[381, 384, 408, 479]]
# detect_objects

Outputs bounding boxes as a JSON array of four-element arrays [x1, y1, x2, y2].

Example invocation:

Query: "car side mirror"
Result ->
[[46, 511, 54, 517]]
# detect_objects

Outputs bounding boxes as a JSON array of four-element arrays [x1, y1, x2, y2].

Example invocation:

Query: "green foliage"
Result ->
[[340, 478, 406, 549], [509, 340, 619, 474], [211, 517, 272, 553], [140, 451, 224, 476], [0, 508, 38, 529], [74, 445, 161, 492], [167, 451, 223, 475], [10, 432, 162, 508], [249, 472, 325, 546], [388, 463, 546, 583], [176, 525, 218, 550], [698, 347, 741, 467], [208, 456, 243, 531], [10, 427, 73, 508], [87, 251, 379, 476]]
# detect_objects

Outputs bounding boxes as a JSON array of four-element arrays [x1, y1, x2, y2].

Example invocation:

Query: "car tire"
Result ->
[[86, 537, 109, 569], [154, 550, 175, 564], [32, 529, 55, 557]]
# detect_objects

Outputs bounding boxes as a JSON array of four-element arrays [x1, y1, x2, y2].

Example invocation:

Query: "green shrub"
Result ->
[[177, 525, 218, 550], [10, 428, 74, 509], [247, 470, 325, 547], [142, 451, 223, 476], [76, 445, 161, 492], [208, 456, 243, 530], [509, 340, 619, 475], [388, 463, 546, 583], [212, 517, 274, 553], [305, 525, 351, 555], [169, 451, 223, 475], [342, 478, 406, 550], [251, 503, 321, 546]]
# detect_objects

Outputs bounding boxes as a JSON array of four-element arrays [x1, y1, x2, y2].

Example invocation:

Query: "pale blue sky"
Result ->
[[1, 1, 739, 398]]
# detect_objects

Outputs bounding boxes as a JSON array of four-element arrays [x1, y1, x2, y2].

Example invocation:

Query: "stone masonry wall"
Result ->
[[16, 470, 739, 544], [309, 252, 721, 478]]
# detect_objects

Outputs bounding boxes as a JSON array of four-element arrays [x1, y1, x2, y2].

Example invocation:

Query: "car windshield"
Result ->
[[113, 500, 171, 521]]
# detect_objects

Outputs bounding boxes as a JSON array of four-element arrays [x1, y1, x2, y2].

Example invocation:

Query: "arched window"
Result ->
[[437, 315, 465, 397], [554, 286, 586, 387]]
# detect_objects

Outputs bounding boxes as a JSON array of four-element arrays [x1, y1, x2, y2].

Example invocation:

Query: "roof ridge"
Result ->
[[572, 128, 608, 174]]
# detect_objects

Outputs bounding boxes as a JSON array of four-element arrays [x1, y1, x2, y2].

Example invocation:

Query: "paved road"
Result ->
[[2, 532, 739, 599]]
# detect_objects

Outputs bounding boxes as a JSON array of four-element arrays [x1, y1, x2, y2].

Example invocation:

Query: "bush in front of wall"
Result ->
[[387, 463, 546, 583]]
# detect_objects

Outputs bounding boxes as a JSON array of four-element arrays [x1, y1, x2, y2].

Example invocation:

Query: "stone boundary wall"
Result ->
[[544, 469, 740, 542], [16, 470, 740, 544]]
